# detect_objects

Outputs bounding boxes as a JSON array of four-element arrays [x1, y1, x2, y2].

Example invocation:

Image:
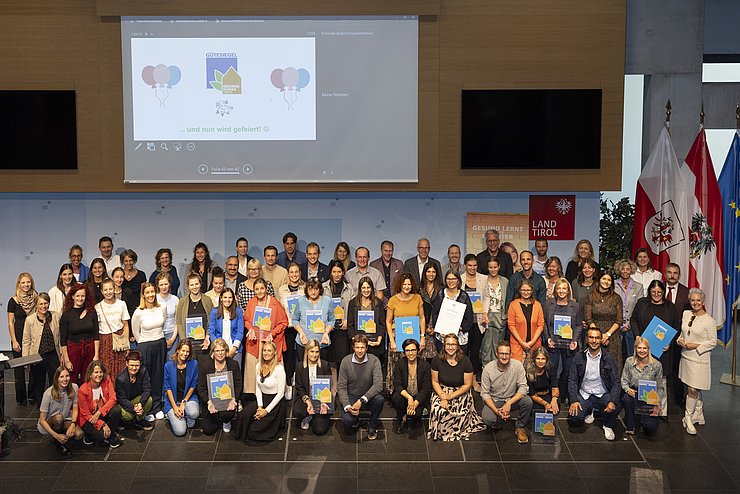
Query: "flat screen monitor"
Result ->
[[461, 89, 602, 170], [0, 90, 77, 170]]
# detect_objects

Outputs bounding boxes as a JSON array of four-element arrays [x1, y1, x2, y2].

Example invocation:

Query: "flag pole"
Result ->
[[720, 104, 740, 387]]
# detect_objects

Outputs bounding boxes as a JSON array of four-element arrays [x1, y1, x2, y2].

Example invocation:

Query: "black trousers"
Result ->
[[138, 338, 166, 411], [30, 351, 60, 406], [467, 326, 483, 376], [283, 327, 298, 385], [201, 407, 237, 435], [292, 398, 332, 436], [390, 390, 428, 421], [81, 405, 121, 443]]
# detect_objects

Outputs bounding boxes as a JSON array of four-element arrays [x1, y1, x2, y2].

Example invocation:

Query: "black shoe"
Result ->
[[133, 420, 154, 431], [392, 421, 406, 435], [367, 428, 378, 440], [57, 443, 73, 458], [107, 435, 121, 449], [16, 400, 28, 407], [82, 435, 94, 446], [27, 398, 36, 406]]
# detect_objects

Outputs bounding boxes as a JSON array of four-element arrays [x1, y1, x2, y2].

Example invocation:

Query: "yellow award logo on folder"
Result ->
[[215, 383, 232, 400], [311, 318, 325, 333], [362, 319, 377, 334], [258, 316, 271, 332], [472, 299, 484, 314], [333, 305, 345, 320]]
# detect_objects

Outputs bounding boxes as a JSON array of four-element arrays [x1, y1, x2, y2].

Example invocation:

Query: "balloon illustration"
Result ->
[[296, 69, 310, 92], [141, 64, 181, 107], [270, 67, 310, 110], [270, 69, 285, 91]]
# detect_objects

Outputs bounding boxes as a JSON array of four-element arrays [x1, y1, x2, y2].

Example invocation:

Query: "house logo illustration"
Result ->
[[206, 52, 242, 94]]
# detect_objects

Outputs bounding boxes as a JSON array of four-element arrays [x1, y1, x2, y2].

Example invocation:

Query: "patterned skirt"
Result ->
[[427, 385, 486, 441], [99, 333, 128, 379]]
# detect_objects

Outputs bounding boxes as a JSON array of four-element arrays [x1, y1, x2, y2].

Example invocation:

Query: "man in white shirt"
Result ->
[[262, 245, 288, 289], [567, 328, 620, 440], [532, 238, 549, 276], [346, 247, 386, 299], [98, 236, 120, 274], [402, 238, 442, 287]]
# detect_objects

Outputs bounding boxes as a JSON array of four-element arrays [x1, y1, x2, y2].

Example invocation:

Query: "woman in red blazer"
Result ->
[[507, 279, 545, 362], [77, 360, 121, 448]]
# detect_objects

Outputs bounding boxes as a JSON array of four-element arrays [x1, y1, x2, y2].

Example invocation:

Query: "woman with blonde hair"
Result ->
[[236, 258, 275, 309], [544, 257, 564, 299], [23, 292, 61, 405], [8, 272, 38, 405], [131, 282, 167, 418], [613, 258, 643, 358], [544, 277, 581, 392], [197, 338, 241, 435], [293, 339, 333, 435], [564, 239, 600, 282], [621, 336, 663, 435], [236, 341, 287, 443]]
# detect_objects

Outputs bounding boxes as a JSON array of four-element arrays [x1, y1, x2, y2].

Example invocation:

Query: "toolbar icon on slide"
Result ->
[[198, 164, 209, 174]]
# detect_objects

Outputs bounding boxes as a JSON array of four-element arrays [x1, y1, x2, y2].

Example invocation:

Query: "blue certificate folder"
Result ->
[[641, 316, 678, 358], [534, 412, 556, 436], [637, 379, 659, 414], [310, 377, 333, 409], [394, 316, 420, 350]]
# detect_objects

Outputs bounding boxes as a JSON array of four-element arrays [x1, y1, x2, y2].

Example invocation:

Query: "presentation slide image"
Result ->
[[131, 37, 316, 141]]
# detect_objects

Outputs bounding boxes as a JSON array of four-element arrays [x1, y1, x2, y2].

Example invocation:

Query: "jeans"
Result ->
[[341, 394, 385, 431], [481, 396, 533, 429], [166, 400, 200, 437], [567, 393, 619, 429]]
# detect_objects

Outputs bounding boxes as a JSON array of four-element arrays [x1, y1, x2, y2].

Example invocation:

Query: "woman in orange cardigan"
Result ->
[[243, 278, 288, 397], [77, 360, 121, 447], [507, 279, 545, 362]]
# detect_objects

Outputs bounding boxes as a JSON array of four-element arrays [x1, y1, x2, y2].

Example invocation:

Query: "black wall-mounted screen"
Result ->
[[461, 89, 602, 170], [0, 90, 77, 170]]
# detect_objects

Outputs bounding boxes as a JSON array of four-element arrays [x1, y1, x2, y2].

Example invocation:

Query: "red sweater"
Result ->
[[77, 376, 117, 429], [244, 295, 288, 359]]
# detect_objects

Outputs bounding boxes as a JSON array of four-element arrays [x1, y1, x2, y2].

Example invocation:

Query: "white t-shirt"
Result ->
[[157, 293, 179, 338], [95, 299, 130, 335]]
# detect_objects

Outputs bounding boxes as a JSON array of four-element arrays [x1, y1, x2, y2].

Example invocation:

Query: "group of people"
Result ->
[[3, 229, 718, 457]]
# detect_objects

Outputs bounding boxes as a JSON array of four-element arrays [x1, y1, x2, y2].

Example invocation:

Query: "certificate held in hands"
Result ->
[[358, 311, 376, 334], [253, 306, 272, 342], [435, 298, 466, 335], [307, 309, 325, 334], [641, 316, 677, 358], [186, 316, 205, 340], [207, 371, 234, 412], [553, 314, 573, 348], [310, 377, 333, 409], [394, 316, 420, 350]]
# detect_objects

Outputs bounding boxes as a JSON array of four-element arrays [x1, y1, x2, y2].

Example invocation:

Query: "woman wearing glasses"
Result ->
[[390, 338, 431, 434], [677, 288, 717, 435], [429, 270, 474, 354]]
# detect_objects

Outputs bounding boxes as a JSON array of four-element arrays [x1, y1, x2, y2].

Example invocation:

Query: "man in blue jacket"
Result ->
[[568, 327, 620, 441]]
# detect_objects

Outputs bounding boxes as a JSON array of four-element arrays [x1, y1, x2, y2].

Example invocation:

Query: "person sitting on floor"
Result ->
[[163, 339, 199, 437], [293, 339, 334, 436], [567, 327, 620, 441], [338, 334, 385, 440], [527, 346, 560, 415], [197, 338, 241, 435], [114, 351, 154, 431], [390, 338, 431, 435], [621, 336, 663, 435], [37, 366, 83, 458], [77, 360, 121, 448], [480, 339, 532, 444]]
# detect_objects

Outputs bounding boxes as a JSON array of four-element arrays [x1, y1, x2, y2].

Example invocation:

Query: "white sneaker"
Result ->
[[155, 411, 165, 420], [584, 410, 595, 424], [603, 426, 615, 441], [144, 414, 155, 422], [222, 422, 232, 433], [284, 385, 293, 401]]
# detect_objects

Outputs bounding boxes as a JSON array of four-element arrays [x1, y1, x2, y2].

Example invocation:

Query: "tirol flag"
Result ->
[[681, 127, 726, 329], [632, 124, 690, 277], [718, 130, 740, 345]]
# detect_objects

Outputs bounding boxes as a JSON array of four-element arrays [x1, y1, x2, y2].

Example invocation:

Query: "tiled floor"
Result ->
[[2, 347, 740, 493]]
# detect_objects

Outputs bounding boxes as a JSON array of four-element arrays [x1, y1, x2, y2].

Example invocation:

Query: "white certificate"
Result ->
[[435, 297, 467, 335]]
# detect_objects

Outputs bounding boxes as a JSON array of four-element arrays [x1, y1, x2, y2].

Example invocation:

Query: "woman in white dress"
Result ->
[[677, 288, 717, 435]]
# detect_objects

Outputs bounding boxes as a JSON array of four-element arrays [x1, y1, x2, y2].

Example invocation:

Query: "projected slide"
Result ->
[[121, 17, 418, 183], [131, 37, 316, 141]]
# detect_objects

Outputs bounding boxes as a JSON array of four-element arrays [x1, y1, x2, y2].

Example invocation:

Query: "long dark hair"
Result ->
[[353, 276, 380, 308], [191, 242, 213, 273], [217, 287, 237, 319], [420, 263, 443, 296], [55, 263, 75, 292]]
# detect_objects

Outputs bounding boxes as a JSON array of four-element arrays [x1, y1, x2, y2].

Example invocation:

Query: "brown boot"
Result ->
[[515, 427, 529, 444]]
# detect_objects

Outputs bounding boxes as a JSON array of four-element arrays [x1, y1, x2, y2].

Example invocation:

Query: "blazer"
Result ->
[[78, 376, 117, 429], [543, 298, 582, 345], [163, 359, 199, 414], [197, 357, 242, 409], [370, 257, 404, 296], [300, 261, 331, 283], [22, 311, 61, 357], [322, 280, 353, 321], [481, 276, 509, 319], [392, 357, 432, 407], [476, 249, 514, 279], [403, 256, 442, 287], [115, 367, 152, 414], [175, 294, 214, 340], [430, 289, 475, 342], [223, 272, 248, 293], [294, 358, 333, 402], [244, 295, 288, 357], [568, 348, 620, 405], [507, 299, 545, 361], [462, 272, 489, 293], [208, 306, 245, 351], [614, 278, 643, 330], [667, 282, 690, 313]]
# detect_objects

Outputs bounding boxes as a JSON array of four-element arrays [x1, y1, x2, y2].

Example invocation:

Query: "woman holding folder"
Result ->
[[386, 273, 426, 391], [630, 279, 679, 416], [347, 277, 386, 370]]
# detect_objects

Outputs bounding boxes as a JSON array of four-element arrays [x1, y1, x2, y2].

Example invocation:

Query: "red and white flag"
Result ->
[[680, 128, 726, 326], [632, 124, 690, 277]]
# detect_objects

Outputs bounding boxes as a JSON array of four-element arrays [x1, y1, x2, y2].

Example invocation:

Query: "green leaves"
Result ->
[[599, 194, 635, 272], [209, 70, 224, 90]]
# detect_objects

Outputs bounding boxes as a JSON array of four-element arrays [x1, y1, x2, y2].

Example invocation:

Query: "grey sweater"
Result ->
[[480, 359, 528, 403], [337, 353, 383, 407]]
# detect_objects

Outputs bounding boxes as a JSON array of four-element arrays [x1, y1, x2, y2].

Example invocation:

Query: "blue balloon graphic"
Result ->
[[296, 68, 310, 92], [167, 65, 182, 87]]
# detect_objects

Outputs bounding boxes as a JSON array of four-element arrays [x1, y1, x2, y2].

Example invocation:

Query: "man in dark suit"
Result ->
[[300, 242, 330, 283], [370, 240, 404, 300], [664, 262, 689, 406], [476, 229, 514, 278], [402, 238, 442, 287], [223, 256, 248, 293]]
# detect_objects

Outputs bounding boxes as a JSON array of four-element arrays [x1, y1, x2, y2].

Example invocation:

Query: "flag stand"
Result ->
[[720, 306, 740, 387]]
